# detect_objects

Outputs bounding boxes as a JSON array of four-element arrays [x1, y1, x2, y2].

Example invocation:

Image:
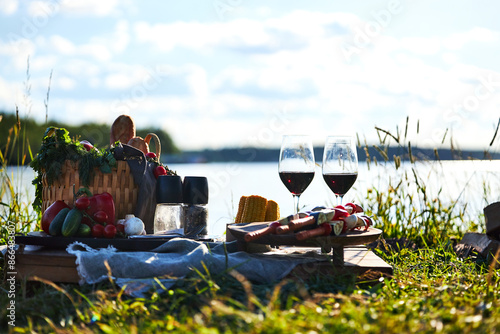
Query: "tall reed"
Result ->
[[358, 117, 497, 246], [0, 109, 40, 243], [0, 60, 41, 243]]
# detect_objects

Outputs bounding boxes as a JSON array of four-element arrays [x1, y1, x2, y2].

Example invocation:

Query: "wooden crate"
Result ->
[[13, 246, 79, 283]]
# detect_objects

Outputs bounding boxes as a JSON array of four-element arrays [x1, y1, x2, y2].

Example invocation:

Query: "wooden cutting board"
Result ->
[[227, 222, 382, 248]]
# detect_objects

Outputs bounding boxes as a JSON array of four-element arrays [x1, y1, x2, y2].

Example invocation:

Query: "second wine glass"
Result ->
[[278, 135, 315, 214], [322, 136, 358, 206]]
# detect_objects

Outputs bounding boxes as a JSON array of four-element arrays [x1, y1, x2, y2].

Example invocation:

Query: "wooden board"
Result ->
[[288, 247, 393, 278], [227, 222, 382, 248], [484, 202, 500, 240], [456, 232, 500, 258], [15, 232, 181, 251], [13, 246, 79, 283], [10, 245, 392, 284]]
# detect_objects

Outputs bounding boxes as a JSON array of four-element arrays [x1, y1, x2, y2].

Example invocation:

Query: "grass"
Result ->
[[0, 243, 498, 333], [1, 96, 500, 332], [0, 110, 39, 244]]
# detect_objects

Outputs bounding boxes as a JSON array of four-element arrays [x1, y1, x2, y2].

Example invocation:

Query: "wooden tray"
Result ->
[[15, 232, 180, 251], [227, 222, 382, 248]]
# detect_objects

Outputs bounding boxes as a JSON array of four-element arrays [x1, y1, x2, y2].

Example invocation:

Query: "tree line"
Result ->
[[0, 111, 179, 166]]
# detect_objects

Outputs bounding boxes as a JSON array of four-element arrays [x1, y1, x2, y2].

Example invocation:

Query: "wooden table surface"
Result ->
[[10, 244, 392, 284]]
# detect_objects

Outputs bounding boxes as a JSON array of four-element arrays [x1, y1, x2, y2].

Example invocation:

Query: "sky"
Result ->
[[1, 0, 500, 152]]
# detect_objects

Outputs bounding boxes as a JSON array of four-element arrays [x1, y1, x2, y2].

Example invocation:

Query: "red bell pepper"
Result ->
[[76, 188, 116, 225], [41, 200, 70, 234]]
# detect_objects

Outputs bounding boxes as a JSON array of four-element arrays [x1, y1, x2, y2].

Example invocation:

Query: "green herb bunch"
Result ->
[[30, 127, 117, 212]]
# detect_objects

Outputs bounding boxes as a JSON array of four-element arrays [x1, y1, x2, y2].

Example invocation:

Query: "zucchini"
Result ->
[[61, 208, 83, 237], [49, 207, 70, 236]]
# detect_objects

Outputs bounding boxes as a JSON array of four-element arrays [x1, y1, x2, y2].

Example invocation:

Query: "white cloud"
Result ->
[[400, 36, 441, 55], [0, 0, 18, 15], [49, 98, 115, 125], [110, 20, 130, 53], [0, 38, 36, 69], [0, 77, 21, 110], [135, 21, 208, 51], [185, 64, 209, 98], [104, 66, 160, 90], [133, 10, 355, 56], [2, 4, 500, 152], [59, 0, 121, 17], [266, 10, 355, 39], [29, 54, 59, 71], [105, 73, 137, 90], [27, 0, 59, 17], [58, 59, 101, 78], [54, 76, 76, 90], [444, 27, 500, 50], [79, 43, 112, 62], [128, 10, 500, 150], [49, 35, 76, 55]]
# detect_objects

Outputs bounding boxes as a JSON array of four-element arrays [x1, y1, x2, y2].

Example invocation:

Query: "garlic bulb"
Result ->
[[124, 215, 145, 236]]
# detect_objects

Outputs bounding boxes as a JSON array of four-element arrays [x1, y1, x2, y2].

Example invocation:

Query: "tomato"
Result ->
[[116, 222, 125, 234], [115, 222, 126, 238], [91, 224, 104, 238], [153, 165, 167, 179], [93, 211, 108, 224], [146, 152, 157, 159], [41, 200, 70, 234], [75, 197, 90, 210], [103, 224, 117, 239]]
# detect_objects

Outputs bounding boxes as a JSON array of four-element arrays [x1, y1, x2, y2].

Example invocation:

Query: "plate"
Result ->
[[15, 232, 181, 251], [227, 222, 382, 248]]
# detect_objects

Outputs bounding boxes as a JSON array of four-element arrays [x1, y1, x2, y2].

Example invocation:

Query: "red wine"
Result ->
[[279, 172, 314, 195], [323, 173, 357, 196]]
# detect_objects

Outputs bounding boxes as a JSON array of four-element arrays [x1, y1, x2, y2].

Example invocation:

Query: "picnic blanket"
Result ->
[[66, 238, 323, 297]]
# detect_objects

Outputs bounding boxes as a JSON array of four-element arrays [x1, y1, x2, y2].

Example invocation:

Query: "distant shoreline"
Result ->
[[5, 146, 497, 167], [164, 146, 500, 164]]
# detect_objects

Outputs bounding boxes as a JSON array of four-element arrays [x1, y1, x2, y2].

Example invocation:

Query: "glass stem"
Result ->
[[293, 194, 300, 214], [337, 195, 344, 206]]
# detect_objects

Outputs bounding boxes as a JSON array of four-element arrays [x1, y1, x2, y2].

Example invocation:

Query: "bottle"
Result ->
[[182, 176, 209, 237], [154, 175, 184, 234]]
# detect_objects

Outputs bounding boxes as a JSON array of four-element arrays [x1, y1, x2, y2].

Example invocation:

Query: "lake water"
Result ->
[[4, 160, 500, 236]]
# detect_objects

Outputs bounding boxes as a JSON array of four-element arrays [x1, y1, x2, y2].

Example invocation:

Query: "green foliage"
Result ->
[[0, 111, 40, 242], [359, 165, 467, 247], [29, 126, 118, 212], [30, 127, 85, 184]]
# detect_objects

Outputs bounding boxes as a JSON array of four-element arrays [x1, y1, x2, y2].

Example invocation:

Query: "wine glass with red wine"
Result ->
[[322, 136, 358, 206], [278, 135, 315, 214]]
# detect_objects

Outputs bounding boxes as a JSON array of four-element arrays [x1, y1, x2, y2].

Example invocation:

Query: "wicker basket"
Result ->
[[41, 160, 139, 220]]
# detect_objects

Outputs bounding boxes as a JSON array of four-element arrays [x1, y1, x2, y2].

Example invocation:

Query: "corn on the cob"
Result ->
[[264, 200, 280, 222], [234, 195, 281, 224], [241, 195, 268, 223], [234, 196, 248, 224]]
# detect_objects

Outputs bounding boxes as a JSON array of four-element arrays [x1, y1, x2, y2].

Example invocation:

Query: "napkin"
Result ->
[[66, 238, 322, 297]]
